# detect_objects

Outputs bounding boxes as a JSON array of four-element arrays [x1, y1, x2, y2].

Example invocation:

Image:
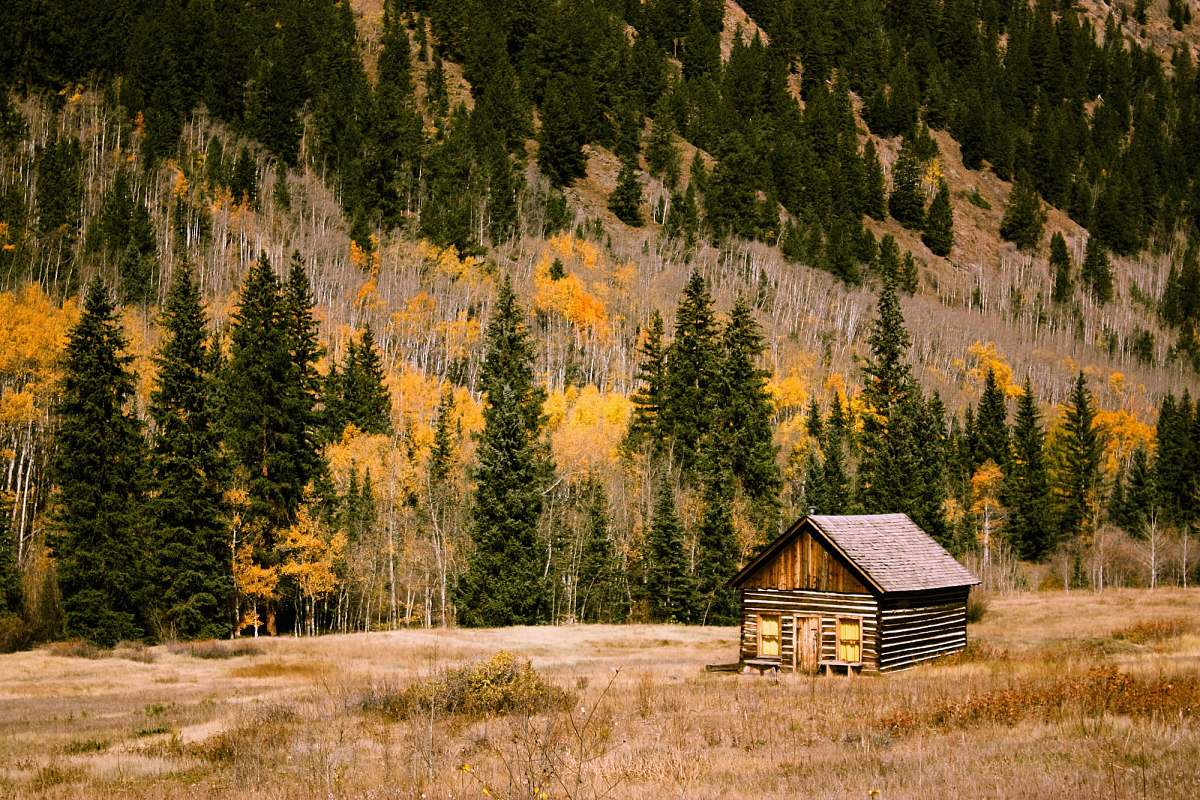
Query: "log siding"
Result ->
[[740, 588, 880, 671], [877, 587, 969, 672]]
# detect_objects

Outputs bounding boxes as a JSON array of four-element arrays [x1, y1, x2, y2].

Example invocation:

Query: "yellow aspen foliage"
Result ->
[[280, 503, 347, 604], [0, 284, 77, 421], [233, 542, 279, 634], [1094, 408, 1155, 478], [418, 240, 490, 288], [435, 312, 482, 360], [964, 341, 1021, 397], [391, 291, 438, 340], [970, 460, 1006, 560], [172, 167, 189, 199], [545, 385, 632, 476], [532, 257, 609, 336], [1107, 371, 1125, 397]]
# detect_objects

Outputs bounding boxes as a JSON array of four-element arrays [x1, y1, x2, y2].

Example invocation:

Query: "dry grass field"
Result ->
[[1, 589, 1199, 799]]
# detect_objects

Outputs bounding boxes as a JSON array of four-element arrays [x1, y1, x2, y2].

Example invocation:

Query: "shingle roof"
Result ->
[[808, 514, 978, 592], [731, 513, 978, 593]]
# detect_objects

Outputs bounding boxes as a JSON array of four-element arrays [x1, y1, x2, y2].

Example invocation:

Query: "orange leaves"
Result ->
[[418, 240, 489, 288], [172, 167, 189, 200], [545, 385, 632, 476], [533, 258, 609, 337]]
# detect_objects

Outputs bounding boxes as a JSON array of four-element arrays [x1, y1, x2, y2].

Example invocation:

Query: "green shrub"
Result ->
[[360, 651, 573, 721]]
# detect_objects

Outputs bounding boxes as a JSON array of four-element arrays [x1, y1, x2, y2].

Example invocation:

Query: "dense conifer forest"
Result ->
[[1, 0, 1199, 645]]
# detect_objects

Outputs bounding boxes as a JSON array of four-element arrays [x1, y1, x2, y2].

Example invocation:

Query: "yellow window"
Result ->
[[758, 613, 781, 658], [837, 617, 862, 663]]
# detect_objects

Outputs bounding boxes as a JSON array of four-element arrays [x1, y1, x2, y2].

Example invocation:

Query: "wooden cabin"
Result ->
[[730, 514, 979, 674]]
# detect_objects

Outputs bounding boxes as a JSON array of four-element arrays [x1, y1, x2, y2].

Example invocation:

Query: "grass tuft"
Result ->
[[169, 640, 262, 659]]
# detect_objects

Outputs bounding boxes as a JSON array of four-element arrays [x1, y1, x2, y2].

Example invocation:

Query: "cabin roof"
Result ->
[[731, 513, 979, 593]]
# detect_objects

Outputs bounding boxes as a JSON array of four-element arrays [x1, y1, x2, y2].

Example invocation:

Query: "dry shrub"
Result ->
[[0, 611, 31, 653], [230, 659, 329, 678], [60, 737, 109, 755], [192, 703, 298, 764], [360, 651, 574, 721], [965, 591, 990, 624], [883, 666, 1200, 735], [28, 764, 84, 791], [112, 640, 156, 662], [42, 639, 155, 662], [1113, 618, 1196, 645], [169, 639, 261, 659], [939, 640, 1010, 665]]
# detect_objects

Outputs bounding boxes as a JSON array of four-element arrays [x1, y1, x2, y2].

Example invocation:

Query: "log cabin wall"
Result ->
[[738, 528, 869, 594], [740, 588, 880, 671], [877, 587, 969, 672]]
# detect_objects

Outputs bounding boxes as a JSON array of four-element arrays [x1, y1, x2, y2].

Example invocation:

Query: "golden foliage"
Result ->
[[532, 256, 609, 336], [963, 341, 1022, 397], [1094, 408, 1155, 477], [0, 283, 76, 423], [280, 503, 347, 602], [545, 385, 632, 476]]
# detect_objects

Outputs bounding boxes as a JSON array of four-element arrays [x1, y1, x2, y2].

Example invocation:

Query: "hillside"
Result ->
[[1, 0, 1200, 644]]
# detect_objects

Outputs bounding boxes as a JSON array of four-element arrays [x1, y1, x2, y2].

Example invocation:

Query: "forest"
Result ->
[[1, 0, 1200, 646]]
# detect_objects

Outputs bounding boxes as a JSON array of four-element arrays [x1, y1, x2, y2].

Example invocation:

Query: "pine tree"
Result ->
[[802, 450, 825, 513], [1113, 446, 1157, 535], [645, 476, 694, 623], [694, 452, 739, 625], [342, 325, 392, 434], [717, 297, 782, 531], [0, 492, 22, 616], [627, 311, 667, 454], [229, 146, 257, 206], [577, 479, 625, 623], [1000, 174, 1046, 251], [1081, 235, 1114, 304], [1053, 373, 1104, 546], [922, 179, 954, 256], [660, 271, 721, 476], [147, 263, 232, 640], [822, 422, 851, 512], [861, 139, 886, 220], [1154, 393, 1193, 524], [455, 276, 552, 626], [1050, 231, 1073, 303], [1005, 378, 1055, 561], [608, 156, 644, 226], [857, 277, 915, 512], [888, 139, 925, 229], [50, 279, 147, 646], [281, 253, 323, 504], [646, 98, 681, 188], [223, 253, 294, 545], [537, 76, 588, 188], [974, 368, 1009, 469]]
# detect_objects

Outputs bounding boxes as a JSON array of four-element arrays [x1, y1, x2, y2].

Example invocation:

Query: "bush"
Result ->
[[0, 611, 31, 653], [966, 591, 990, 624], [360, 651, 574, 721], [1114, 618, 1196, 645], [168, 639, 260, 659]]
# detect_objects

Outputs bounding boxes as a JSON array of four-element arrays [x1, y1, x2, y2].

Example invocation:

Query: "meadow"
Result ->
[[1, 588, 1198, 799]]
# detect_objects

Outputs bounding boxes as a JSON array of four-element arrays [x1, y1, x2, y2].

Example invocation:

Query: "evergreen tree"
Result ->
[[802, 450, 825, 513], [627, 311, 667, 454], [1154, 393, 1193, 524], [1000, 174, 1046, 250], [455, 276, 552, 626], [660, 271, 721, 476], [537, 76, 588, 188], [888, 139, 925, 229], [860, 139, 886, 220], [646, 99, 681, 188], [281, 253, 323, 503], [1050, 231, 1073, 303], [857, 277, 915, 512], [974, 368, 1009, 469], [1081, 235, 1114, 304], [0, 492, 22, 615], [1005, 378, 1055, 561], [342, 326, 392, 434], [147, 263, 232, 640], [229, 146, 257, 206], [577, 479, 625, 623], [645, 476, 693, 623], [663, 183, 700, 247], [694, 451, 739, 624], [1113, 446, 1157, 535], [223, 253, 295, 545], [50, 279, 147, 646], [1053, 373, 1104, 546], [608, 156, 644, 226], [921, 179, 954, 256], [822, 422, 851, 512], [717, 298, 782, 531]]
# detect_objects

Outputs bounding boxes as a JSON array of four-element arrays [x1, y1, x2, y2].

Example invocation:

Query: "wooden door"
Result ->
[[837, 617, 862, 663], [794, 615, 820, 673]]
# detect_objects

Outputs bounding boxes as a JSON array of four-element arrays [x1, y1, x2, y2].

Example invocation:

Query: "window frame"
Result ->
[[835, 615, 864, 665], [756, 612, 782, 659]]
